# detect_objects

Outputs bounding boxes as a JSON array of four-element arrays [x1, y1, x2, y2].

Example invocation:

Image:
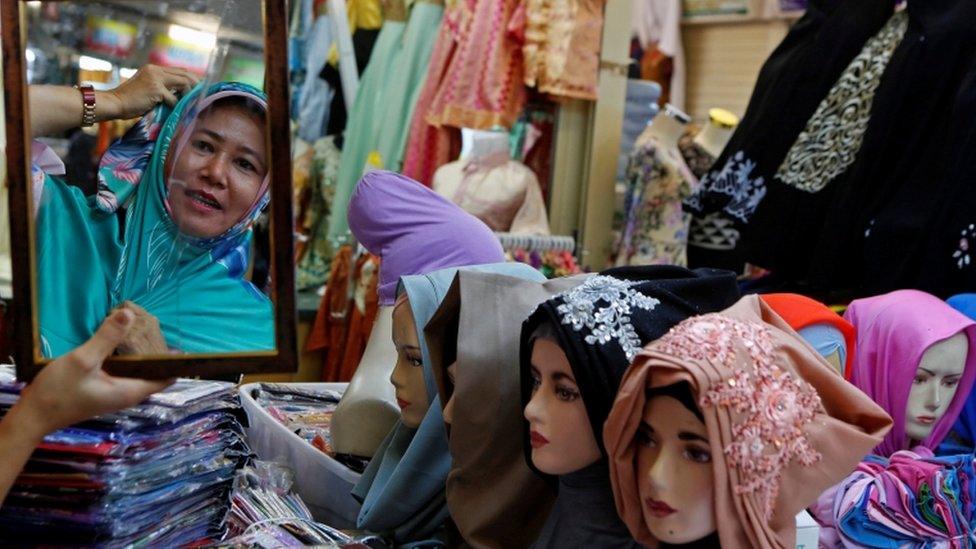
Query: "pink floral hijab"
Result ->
[[604, 296, 892, 548]]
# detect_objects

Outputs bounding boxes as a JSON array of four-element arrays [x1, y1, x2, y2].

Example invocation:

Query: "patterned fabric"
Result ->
[[679, 132, 743, 253], [555, 276, 661, 361], [615, 137, 695, 267], [296, 136, 341, 290], [775, 11, 908, 193], [604, 295, 892, 548], [522, 0, 607, 100], [425, 0, 526, 130], [35, 82, 273, 357], [654, 314, 823, 520]]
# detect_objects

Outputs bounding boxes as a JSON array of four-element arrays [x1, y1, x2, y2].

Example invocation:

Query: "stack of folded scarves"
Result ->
[[821, 450, 976, 547], [0, 367, 250, 547]]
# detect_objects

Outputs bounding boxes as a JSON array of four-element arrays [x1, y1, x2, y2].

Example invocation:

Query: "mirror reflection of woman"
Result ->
[[29, 65, 274, 357]]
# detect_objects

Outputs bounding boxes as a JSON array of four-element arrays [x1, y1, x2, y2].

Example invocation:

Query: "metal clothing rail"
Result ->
[[495, 232, 576, 253]]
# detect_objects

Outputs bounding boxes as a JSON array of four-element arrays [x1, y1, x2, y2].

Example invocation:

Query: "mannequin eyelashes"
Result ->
[[905, 332, 969, 443], [523, 328, 602, 476], [637, 383, 715, 545], [390, 296, 430, 428]]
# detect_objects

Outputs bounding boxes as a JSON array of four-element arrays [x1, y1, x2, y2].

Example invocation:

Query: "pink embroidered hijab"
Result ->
[[604, 296, 892, 548], [844, 289, 976, 457]]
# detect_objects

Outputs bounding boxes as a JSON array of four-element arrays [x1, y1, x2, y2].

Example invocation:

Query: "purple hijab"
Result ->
[[347, 170, 505, 305], [845, 290, 976, 457]]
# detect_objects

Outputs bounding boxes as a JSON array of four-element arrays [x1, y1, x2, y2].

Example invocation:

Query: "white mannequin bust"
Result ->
[[905, 332, 969, 443], [330, 306, 401, 458], [642, 104, 689, 151], [693, 108, 739, 158]]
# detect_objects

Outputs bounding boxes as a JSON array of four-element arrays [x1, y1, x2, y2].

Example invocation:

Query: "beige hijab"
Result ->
[[425, 269, 591, 548], [604, 295, 892, 548]]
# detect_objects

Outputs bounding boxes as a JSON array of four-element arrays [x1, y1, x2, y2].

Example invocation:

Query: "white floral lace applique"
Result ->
[[555, 276, 660, 361], [954, 224, 975, 270]]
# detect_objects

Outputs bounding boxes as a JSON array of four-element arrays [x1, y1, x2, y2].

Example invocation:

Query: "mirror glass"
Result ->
[[25, 0, 277, 359]]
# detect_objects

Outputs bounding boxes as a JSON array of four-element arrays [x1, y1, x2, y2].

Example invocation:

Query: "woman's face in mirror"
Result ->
[[524, 338, 601, 475], [391, 298, 430, 428], [906, 332, 968, 442], [637, 395, 715, 544], [165, 102, 267, 238]]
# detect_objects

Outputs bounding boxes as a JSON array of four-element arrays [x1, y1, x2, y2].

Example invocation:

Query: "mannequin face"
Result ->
[[391, 299, 429, 428], [524, 338, 601, 475], [637, 395, 715, 544], [905, 332, 969, 443], [442, 362, 457, 427]]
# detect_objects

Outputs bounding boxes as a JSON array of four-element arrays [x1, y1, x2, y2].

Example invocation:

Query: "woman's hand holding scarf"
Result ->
[[108, 65, 200, 120], [113, 301, 169, 356]]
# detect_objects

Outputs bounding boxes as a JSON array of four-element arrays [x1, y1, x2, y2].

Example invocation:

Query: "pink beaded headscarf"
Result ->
[[604, 295, 892, 548], [844, 289, 976, 457]]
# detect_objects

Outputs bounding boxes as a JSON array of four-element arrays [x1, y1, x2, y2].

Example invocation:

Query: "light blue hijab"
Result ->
[[351, 262, 543, 546]]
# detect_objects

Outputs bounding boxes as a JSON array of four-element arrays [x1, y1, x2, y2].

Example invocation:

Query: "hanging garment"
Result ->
[[605, 295, 891, 548], [424, 264, 562, 548], [632, 0, 685, 108], [760, 293, 855, 379], [939, 294, 976, 456], [401, 0, 463, 186], [34, 83, 273, 357], [834, 29, 976, 299], [522, 0, 607, 101], [615, 137, 696, 267], [679, 130, 746, 273], [321, 28, 382, 138], [844, 290, 976, 457], [296, 136, 342, 290], [519, 265, 740, 547], [683, 0, 894, 226], [327, 1, 446, 245], [432, 152, 551, 234], [296, 11, 336, 143], [425, 0, 527, 130]]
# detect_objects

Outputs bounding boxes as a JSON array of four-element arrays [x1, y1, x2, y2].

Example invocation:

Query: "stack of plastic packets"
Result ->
[[0, 367, 250, 547]]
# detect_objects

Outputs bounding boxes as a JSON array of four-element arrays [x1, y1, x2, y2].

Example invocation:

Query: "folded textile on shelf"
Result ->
[[0, 366, 250, 547]]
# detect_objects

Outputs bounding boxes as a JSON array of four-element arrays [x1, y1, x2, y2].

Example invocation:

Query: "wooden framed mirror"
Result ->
[[2, 0, 297, 380]]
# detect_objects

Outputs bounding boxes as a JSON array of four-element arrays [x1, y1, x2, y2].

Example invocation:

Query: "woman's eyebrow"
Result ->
[[678, 431, 708, 443]]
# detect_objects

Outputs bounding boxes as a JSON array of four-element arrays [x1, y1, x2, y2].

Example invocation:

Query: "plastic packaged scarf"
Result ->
[[845, 290, 976, 457], [605, 296, 891, 548], [35, 82, 273, 356]]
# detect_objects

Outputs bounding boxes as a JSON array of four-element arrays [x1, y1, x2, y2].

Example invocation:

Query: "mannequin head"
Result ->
[[391, 296, 430, 428], [637, 384, 715, 544], [905, 332, 968, 443], [524, 324, 602, 476]]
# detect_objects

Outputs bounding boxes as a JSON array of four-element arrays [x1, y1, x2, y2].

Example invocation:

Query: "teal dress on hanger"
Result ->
[[34, 82, 274, 357]]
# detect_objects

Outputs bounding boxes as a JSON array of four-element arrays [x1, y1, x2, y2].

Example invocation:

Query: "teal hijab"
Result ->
[[352, 262, 543, 546], [35, 82, 274, 357]]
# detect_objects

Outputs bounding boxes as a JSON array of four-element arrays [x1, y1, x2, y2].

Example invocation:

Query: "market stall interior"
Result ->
[[1, 0, 298, 380]]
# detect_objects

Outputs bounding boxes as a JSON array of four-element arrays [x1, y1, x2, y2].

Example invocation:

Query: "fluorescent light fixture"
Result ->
[[78, 55, 112, 72], [25, 49, 36, 63], [119, 67, 138, 79], [26, 1, 41, 8], [168, 24, 217, 49]]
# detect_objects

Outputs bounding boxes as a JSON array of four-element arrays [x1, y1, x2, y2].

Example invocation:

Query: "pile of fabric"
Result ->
[[252, 384, 342, 456], [0, 369, 248, 547], [817, 451, 976, 547]]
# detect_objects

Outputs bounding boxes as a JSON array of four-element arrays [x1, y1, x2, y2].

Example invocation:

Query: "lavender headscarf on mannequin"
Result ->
[[347, 170, 505, 305], [845, 290, 976, 457]]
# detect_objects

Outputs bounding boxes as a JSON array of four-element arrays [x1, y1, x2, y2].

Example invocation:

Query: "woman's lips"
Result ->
[[396, 397, 410, 409], [530, 430, 549, 449], [916, 415, 936, 425], [645, 498, 676, 518], [185, 189, 223, 212]]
